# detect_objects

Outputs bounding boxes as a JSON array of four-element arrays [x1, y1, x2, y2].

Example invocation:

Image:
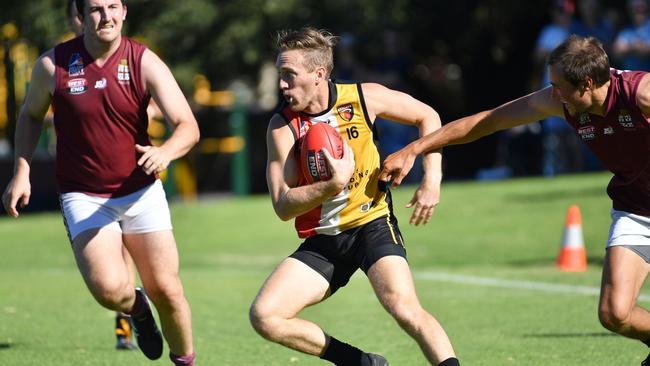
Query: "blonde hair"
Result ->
[[276, 27, 337, 76]]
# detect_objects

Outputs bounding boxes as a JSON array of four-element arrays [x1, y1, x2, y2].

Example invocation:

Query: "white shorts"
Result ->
[[60, 180, 173, 242], [607, 208, 650, 247]]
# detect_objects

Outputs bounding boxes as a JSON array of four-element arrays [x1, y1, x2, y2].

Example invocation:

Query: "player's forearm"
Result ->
[[418, 111, 443, 184], [412, 110, 494, 155], [160, 119, 200, 160], [421, 151, 442, 186], [274, 181, 340, 221], [13, 113, 45, 175]]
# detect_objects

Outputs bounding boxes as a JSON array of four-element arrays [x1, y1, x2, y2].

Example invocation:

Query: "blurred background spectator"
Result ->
[[613, 0, 650, 71], [571, 0, 617, 49]]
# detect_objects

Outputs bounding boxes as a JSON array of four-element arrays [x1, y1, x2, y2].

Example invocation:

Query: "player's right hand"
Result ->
[[323, 142, 355, 191], [379, 146, 417, 188], [2, 174, 31, 218]]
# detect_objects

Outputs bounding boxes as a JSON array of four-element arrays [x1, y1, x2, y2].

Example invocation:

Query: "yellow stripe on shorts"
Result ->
[[386, 215, 398, 245]]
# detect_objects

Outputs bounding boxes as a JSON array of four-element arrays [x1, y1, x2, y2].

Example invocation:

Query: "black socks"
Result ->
[[320, 335, 460, 366], [126, 289, 148, 319], [439, 357, 460, 366], [320, 336, 364, 365]]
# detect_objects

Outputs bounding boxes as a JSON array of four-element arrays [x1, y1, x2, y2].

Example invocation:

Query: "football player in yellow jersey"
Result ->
[[249, 27, 459, 366]]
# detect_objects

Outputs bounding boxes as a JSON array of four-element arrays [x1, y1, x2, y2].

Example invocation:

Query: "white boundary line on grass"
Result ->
[[413, 271, 650, 302]]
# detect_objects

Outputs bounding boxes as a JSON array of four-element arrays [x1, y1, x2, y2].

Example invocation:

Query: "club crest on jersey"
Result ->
[[618, 110, 635, 130], [117, 59, 130, 84], [337, 104, 354, 122], [94, 78, 107, 89], [67, 78, 87, 94], [578, 113, 591, 124], [578, 125, 596, 141], [68, 53, 85, 76]]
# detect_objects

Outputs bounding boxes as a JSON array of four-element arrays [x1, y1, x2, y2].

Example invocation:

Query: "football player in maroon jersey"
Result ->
[[380, 35, 650, 365], [2, 0, 198, 364], [64, 0, 138, 351]]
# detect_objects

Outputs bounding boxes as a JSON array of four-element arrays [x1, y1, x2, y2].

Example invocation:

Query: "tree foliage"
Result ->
[[0, 0, 623, 103], [2, 0, 414, 91]]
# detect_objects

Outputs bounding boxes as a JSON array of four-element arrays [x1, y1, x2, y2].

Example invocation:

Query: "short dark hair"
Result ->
[[74, 0, 85, 16], [548, 35, 610, 88], [67, 0, 76, 18], [74, 0, 126, 18]]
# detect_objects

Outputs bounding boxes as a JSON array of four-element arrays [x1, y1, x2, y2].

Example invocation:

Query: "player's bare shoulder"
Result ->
[[267, 113, 292, 140], [359, 82, 390, 105], [360, 82, 387, 94], [32, 49, 57, 95], [141, 48, 165, 69], [268, 112, 288, 130], [140, 49, 172, 89], [359, 82, 400, 121], [266, 112, 296, 159], [20, 48, 56, 117]]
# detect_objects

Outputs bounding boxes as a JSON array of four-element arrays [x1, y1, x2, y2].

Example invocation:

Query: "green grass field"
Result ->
[[1, 172, 648, 365]]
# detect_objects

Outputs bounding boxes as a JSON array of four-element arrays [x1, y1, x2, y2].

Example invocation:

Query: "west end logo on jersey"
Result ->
[[618, 110, 635, 130], [578, 125, 596, 141], [67, 78, 87, 94], [68, 53, 85, 76], [94, 78, 107, 89], [337, 104, 354, 122], [578, 113, 591, 125], [117, 59, 130, 84]]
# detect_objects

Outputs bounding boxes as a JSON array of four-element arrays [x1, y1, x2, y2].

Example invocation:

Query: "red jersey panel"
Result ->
[[52, 36, 155, 197], [563, 69, 650, 215]]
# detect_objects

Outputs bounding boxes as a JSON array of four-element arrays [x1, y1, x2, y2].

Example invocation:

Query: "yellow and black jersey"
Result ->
[[277, 81, 391, 238]]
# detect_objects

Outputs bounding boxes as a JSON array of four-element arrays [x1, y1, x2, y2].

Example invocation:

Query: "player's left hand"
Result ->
[[379, 146, 417, 188], [407, 181, 440, 226], [136, 144, 171, 175]]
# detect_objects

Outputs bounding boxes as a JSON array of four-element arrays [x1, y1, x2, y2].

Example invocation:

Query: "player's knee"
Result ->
[[92, 281, 133, 311], [385, 297, 422, 329], [598, 301, 632, 331], [249, 302, 282, 341], [143, 281, 184, 310]]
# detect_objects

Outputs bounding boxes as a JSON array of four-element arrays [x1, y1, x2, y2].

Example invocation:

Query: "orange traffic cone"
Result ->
[[557, 204, 587, 272]]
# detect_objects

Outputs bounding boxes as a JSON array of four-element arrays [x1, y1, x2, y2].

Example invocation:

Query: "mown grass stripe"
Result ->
[[414, 270, 650, 302]]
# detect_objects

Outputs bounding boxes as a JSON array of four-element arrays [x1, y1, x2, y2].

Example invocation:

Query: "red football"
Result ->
[[300, 123, 344, 183]]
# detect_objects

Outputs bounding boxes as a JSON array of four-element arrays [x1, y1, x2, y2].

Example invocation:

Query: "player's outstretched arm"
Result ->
[[2, 50, 55, 217], [362, 82, 442, 226], [380, 86, 562, 187], [137, 49, 200, 175], [266, 115, 354, 221]]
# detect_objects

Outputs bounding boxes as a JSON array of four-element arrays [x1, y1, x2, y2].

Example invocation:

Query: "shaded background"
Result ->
[[0, 0, 633, 212]]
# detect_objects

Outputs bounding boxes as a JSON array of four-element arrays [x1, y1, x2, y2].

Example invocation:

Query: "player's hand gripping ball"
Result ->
[[300, 123, 344, 183]]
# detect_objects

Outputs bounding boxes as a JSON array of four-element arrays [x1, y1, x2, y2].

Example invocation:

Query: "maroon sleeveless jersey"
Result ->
[[563, 69, 650, 215], [52, 36, 155, 197]]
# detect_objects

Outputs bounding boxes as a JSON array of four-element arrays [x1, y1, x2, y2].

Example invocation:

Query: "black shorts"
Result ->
[[289, 214, 407, 294]]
